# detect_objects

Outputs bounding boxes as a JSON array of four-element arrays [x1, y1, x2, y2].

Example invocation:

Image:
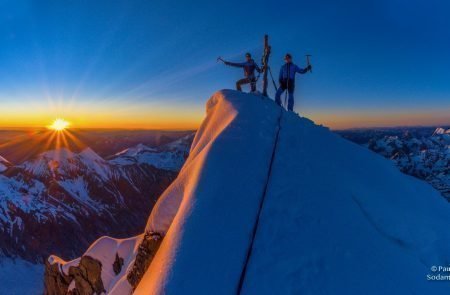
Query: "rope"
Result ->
[[236, 109, 283, 294]]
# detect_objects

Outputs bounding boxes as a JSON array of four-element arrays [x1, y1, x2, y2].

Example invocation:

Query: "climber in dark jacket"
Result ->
[[220, 53, 262, 92], [275, 53, 311, 111]]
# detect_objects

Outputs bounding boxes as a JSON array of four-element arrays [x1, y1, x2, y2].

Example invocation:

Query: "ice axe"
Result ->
[[305, 54, 312, 73]]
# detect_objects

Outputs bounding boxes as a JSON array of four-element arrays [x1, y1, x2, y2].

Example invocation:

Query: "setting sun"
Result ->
[[49, 118, 70, 131]]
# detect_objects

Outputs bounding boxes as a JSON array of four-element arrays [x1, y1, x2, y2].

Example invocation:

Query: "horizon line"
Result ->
[[0, 122, 449, 132]]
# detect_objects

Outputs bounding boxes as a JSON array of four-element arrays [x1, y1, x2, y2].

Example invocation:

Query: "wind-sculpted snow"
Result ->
[[47, 90, 450, 294], [140, 90, 450, 294], [136, 90, 281, 294]]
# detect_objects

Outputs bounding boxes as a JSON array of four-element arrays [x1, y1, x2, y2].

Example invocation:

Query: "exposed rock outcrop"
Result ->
[[127, 232, 162, 289], [112, 253, 124, 275], [44, 233, 162, 294], [44, 256, 104, 295], [44, 260, 72, 295], [68, 256, 104, 295]]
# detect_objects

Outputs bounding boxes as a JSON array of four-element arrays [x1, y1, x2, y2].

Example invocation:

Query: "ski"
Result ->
[[261, 35, 271, 97]]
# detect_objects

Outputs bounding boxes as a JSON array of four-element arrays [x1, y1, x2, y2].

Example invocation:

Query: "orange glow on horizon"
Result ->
[[0, 98, 448, 131], [0, 97, 204, 131], [1, 113, 448, 131], [0, 115, 202, 131], [306, 110, 450, 130]]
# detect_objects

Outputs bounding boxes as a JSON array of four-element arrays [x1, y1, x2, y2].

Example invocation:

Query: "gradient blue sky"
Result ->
[[0, 0, 449, 129]]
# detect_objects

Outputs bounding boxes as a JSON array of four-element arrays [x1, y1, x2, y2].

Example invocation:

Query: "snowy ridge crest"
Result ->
[[47, 90, 450, 295], [140, 90, 450, 294]]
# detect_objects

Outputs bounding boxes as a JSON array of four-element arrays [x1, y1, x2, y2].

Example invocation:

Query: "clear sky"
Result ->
[[0, 0, 449, 130]]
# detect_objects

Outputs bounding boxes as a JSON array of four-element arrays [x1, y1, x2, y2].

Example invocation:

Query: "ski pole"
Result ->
[[305, 54, 312, 73]]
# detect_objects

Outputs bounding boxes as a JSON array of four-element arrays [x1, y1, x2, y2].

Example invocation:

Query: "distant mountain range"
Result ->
[[338, 127, 450, 200], [0, 134, 194, 262]]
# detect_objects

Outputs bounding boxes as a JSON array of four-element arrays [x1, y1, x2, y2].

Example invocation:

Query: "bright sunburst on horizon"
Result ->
[[48, 118, 70, 131]]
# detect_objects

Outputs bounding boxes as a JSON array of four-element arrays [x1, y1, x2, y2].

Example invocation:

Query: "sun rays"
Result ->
[[0, 124, 87, 164]]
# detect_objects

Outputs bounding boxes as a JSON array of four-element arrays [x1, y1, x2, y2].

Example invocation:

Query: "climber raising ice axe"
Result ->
[[218, 53, 262, 93], [275, 53, 312, 112]]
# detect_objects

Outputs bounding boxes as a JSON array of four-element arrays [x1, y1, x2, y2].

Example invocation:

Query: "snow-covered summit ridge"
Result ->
[[48, 90, 450, 294], [139, 90, 450, 294]]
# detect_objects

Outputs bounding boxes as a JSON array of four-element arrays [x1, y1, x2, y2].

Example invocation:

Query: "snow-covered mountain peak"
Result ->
[[163, 133, 195, 151], [109, 135, 193, 171], [0, 155, 10, 173], [79, 147, 104, 161], [0, 137, 186, 267], [18, 147, 107, 180], [0, 155, 10, 163], [47, 90, 450, 294], [433, 127, 450, 136], [115, 143, 156, 157], [39, 147, 75, 160]]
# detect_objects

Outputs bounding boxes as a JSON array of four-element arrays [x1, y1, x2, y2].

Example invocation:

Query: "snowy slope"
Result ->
[[240, 112, 450, 294], [138, 90, 450, 294], [137, 91, 281, 294], [48, 90, 450, 294], [0, 258, 43, 295], [49, 90, 280, 294]]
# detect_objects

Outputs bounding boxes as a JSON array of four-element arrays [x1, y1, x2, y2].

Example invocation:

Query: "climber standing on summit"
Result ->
[[275, 53, 312, 111], [218, 53, 262, 92]]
